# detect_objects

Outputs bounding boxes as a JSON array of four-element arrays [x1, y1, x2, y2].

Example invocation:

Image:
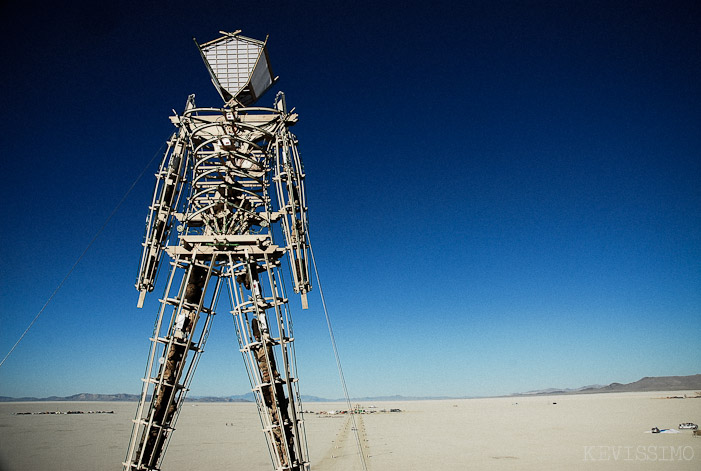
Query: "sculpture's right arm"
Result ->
[[135, 130, 189, 308]]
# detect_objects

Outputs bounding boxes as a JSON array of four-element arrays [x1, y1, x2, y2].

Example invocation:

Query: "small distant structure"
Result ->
[[14, 410, 114, 415], [315, 405, 402, 416]]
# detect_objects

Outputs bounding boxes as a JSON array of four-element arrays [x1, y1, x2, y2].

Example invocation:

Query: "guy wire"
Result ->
[[307, 231, 369, 471], [0, 142, 167, 369]]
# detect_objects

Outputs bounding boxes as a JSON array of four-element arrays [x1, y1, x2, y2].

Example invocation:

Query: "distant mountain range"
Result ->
[[0, 393, 144, 403], [510, 374, 701, 397], [515, 384, 606, 395], [0, 393, 251, 403], [1, 374, 699, 402]]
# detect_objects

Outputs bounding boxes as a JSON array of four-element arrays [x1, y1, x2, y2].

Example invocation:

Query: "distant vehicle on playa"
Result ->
[[679, 423, 698, 430]]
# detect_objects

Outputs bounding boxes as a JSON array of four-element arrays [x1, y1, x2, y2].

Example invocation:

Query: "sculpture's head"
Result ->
[[194, 30, 276, 108]]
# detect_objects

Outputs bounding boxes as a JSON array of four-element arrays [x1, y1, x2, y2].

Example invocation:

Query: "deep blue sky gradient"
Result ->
[[0, 0, 699, 398]]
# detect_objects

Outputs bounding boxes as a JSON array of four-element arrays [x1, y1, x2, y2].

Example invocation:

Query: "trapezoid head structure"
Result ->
[[195, 30, 275, 107]]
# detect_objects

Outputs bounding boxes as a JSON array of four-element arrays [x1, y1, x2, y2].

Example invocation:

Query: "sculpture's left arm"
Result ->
[[272, 92, 312, 308]]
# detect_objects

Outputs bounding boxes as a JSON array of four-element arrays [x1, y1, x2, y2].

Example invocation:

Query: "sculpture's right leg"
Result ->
[[124, 255, 221, 470]]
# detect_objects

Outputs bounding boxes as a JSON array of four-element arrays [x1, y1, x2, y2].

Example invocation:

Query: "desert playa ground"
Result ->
[[1, 391, 699, 470]]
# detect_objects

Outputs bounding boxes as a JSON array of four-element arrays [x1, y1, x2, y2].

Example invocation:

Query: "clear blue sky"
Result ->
[[1, 0, 699, 399]]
